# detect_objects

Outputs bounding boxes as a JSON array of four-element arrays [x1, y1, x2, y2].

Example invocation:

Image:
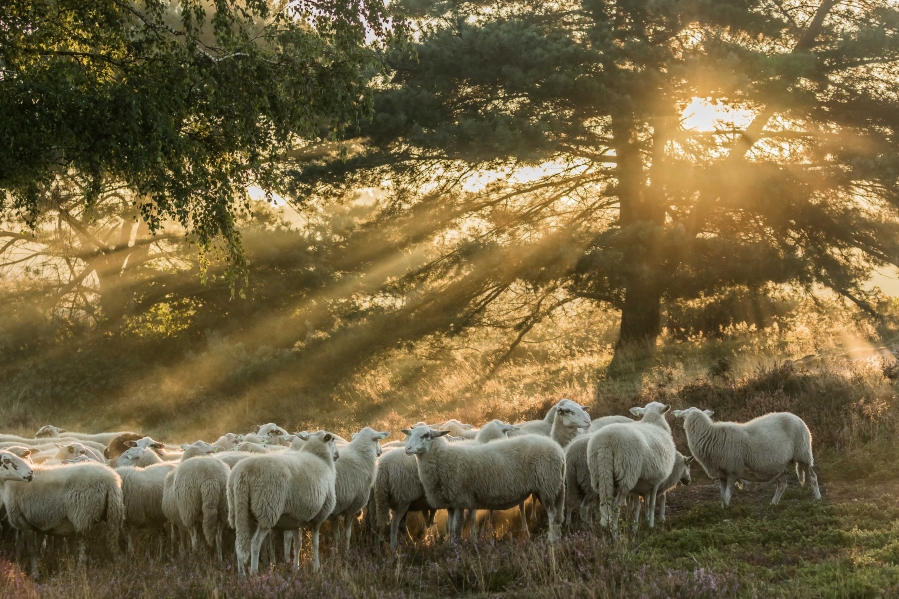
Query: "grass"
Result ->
[[2, 309, 899, 597]]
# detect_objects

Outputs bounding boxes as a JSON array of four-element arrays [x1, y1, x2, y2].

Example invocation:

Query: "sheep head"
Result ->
[[402, 427, 450, 455], [0, 451, 33, 482]]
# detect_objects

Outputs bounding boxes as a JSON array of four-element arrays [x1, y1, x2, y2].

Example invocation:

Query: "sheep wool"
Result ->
[[117, 463, 177, 549], [673, 408, 821, 507], [404, 428, 566, 543], [587, 401, 676, 536], [330, 428, 389, 551], [227, 431, 338, 575], [169, 456, 231, 560]]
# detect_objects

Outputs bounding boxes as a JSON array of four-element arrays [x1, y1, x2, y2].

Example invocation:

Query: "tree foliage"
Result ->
[[288, 0, 899, 367], [0, 0, 399, 273]]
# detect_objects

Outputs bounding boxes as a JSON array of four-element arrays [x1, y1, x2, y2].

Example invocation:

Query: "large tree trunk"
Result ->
[[607, 114, 669, 375]]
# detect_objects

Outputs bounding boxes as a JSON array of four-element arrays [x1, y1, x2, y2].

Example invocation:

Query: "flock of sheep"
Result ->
[[0, 399, 822, 576]]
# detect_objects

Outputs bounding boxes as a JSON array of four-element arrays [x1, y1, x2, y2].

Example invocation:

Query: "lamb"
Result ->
[[166, 452, 230, 560], [117, 462, 177, 549], [587, 401, 676, 536], [34, 426, 136, 446], [227, 431, 339, 574], [328, 428, 389, 551], [403, 427, 566, 543], [673, 408, 821, 507], [117, 447, 164, 468], [0, 460, 124, 565], [440, 420, 479, 440], [629, 452, 693, 526]]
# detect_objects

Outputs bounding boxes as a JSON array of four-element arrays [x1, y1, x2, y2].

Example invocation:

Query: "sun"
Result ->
[[681, 97, 754, 132]]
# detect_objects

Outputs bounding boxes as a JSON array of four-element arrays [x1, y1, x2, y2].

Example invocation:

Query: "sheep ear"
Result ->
[[152, 442, 165, 449], [322, 433, 334, 443], [59, 428, 67, 433], [213, 447, 221, 452], [296, 432, 310, 441], [660, 405, 671, 414], [400, 429, 412, 436], [684, 455, 695, 464], [672, 410, 683, 418], [629, 407, 644, 416], [181, 444, 190, 451], [379, 432, 390, 439], [124, 440, 137, 447], [351, 433, 359, 440], [23, 449, 34, 457], [429, 430, 451, 438], [703, 409, 715, 417]]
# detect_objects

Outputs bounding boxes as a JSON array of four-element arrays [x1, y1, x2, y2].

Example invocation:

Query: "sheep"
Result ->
[[403, 427, 566, 543], [52, 442, 103, 464], [34, 426, 136, 446], [104, 433, 145, 463], [214, 451, 257, 469], [166, 454, 231, 560], [0, 460, 124, 567], [587, 401, 676, 536], [440, 420, 479, 440], [673, 408, 821, 507], [588, 415, 634, 433], [473, 420, 518, 444], [374, 427, 439, 550], [629, 452, 693, 526], [180, 444, 223, 461], [235, 441, 282, 453], [328, 428, 389, 552], [212, 433, 240, 451], [117, 447, 163, 468], [0, 451, 34, 481], [117, 462, 177, 550], [2, 446, 36, 463], [227, 431, 339, 574]]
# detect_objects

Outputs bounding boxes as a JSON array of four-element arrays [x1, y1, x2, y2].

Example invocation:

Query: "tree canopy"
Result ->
[[287, 0, 899, 369], [0, 0, 399, 274]]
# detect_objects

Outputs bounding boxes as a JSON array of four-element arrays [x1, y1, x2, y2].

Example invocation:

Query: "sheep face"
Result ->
[[440, 419, 475, 437], [630, 402, 671, 418], [56, 443, 88, 459], [256, 423, 289, 439], [4, 446, 35, 460], [490, 420, 518, 435], [402, 427, 450, 455], [120, 447, 146, 462], [296, 431, 340, 460], [0, 451, 33, 482], [556, 401, 591, 430], [124, 437, 165, 450], [35, 425, 66, 438]]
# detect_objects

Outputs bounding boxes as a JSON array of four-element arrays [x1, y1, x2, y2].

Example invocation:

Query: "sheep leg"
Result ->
[[578, 499, 591, 526], [632, 495, 641, 532], [647, 484, 661, 528], [216, 524, 224, 562], [469, 509, 478, 543], [283, 529, 294, 564], [389, 504, 410, 550], [311, 522, 323, 571], [807, 467, 821, 500], [189, 525, 200, 552], [517, 503, 530, 538], [771, 474, 789, 504], [720, 476, 736, 508], [657, 492, 667, 523], [77, 536, 87, 566], [331, 516, 340, 551], [343, 514, 355, 552], [249, 525, 271, 576]]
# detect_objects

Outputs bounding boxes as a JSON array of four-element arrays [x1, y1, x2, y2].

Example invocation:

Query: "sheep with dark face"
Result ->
[[673, 408, 821, 507]]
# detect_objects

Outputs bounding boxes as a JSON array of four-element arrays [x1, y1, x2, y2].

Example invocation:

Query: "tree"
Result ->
[[0, 0, 400, 276], [287, 0, 899, 372]]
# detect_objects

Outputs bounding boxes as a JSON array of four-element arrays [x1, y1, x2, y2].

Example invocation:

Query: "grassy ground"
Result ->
[[2, 313, 898, 598]]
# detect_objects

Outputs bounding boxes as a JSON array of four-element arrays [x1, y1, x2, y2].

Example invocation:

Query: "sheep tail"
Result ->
[[106, 479, 125, 551], [230, 469, 254, 564], [374, 468, 391, 529], [589, 435, 616, 506], [200, 478, 221, 548]]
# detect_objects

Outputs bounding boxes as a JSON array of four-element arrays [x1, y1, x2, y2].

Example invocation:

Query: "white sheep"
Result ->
[[0, 460, 124, 566], [167, 453, 231, 560], [328, 428, 389, 552], [374, 426, 438, 550], [34, 426, 136, 446], [212, 433, 240, 451], [440, 420, 479, 440], [227, 431, 339, 574], [587, 401, 676, 536], [629, 451, 693, 526], [509, 398, 588, 438], [403, 427, 566, 543], [117, 446, 164, 468], [673, 408, 821, 506], [117, 462, 177, 550], [1, 446, 36, 463], [473, 420, 518, 444], [52, 442, 104, 464]]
